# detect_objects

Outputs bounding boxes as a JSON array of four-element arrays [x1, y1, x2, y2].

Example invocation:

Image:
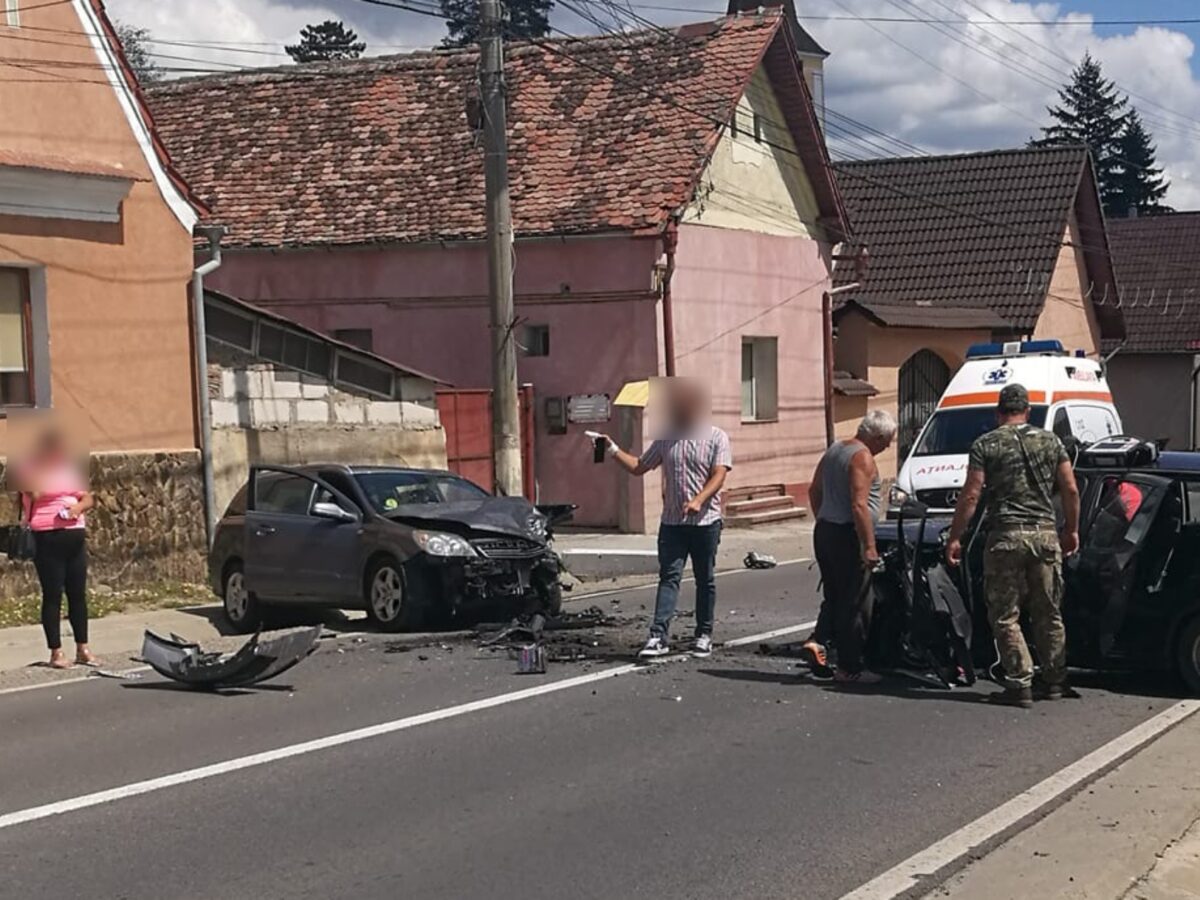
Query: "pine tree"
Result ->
[[285, 20, 366, 63], [115, 21, 163, 83], [1111, 110, 1171, 216], [1030, 53, 1129, 215], [440, 0, 553, 49]]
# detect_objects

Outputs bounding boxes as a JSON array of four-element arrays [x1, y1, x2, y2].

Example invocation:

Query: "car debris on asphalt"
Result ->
[[138, 626, 321, 690], [744, 551, 778, 569]]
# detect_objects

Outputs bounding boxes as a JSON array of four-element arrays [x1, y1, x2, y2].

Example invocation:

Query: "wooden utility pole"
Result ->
[[480, 0, 524, 497]]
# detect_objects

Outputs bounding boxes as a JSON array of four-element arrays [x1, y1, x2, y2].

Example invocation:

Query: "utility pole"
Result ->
[[480, 0, 524, 498]]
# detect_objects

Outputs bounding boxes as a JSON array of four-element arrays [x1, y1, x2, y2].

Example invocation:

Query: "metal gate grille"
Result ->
[[898, 349, 951, 461]]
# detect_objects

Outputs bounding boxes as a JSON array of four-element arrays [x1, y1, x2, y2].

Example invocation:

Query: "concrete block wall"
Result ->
[[209, 362, 439, 430]]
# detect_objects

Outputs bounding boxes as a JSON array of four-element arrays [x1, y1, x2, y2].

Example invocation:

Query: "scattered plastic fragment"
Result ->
[[139, 627, 320, 690]]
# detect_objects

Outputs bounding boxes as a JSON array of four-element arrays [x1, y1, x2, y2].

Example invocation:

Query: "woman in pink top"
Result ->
[[18, 428, 96, 669]]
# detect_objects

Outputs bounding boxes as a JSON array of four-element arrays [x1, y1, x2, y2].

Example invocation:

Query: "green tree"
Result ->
[[1030, 52, 1129, 215], [285, 20, 366, 63], [1111, 110, 1171, 216], [440, 0, 553, 48], [115, 21, 164, 83]]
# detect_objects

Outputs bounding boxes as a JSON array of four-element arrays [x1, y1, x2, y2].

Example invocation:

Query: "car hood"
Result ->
[[902, 455, 969, 494], [381, 496, 546, 541]]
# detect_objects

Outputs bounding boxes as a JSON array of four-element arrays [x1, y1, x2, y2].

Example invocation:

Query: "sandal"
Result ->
[[48, 651, 72, 669]]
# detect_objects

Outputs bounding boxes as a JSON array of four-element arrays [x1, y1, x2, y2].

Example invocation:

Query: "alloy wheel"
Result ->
[[225, 571, 249, 622], [371, 566, 404, 622]]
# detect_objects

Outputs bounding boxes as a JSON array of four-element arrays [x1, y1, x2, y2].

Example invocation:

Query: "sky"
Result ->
[[107, 0, 1200, 207]]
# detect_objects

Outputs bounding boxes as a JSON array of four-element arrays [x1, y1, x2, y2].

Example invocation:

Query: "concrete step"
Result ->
[[725, 483, 787, 504], [724, 506, 809, 528], [726, 495, 796, 516]]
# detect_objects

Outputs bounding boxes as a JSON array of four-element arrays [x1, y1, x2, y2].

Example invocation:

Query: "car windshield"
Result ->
[[353, 471, 490, 513], [913, 406, 1048, 457]]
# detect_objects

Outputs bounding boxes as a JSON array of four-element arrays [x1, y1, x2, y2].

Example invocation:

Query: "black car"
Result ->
[[209, 464, 573, 633], [873, 438, 1200, 693]]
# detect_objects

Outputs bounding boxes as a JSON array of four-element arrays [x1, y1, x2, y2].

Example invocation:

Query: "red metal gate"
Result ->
[[436, 386, 536, 499]]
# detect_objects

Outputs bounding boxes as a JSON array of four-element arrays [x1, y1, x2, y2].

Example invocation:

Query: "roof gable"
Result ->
[[1108, 212, 1200, 353], [146, 13, 843, 249], [833, 146, 1120, 337]]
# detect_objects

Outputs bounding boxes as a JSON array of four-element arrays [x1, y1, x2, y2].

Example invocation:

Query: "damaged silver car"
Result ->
[[208, 465, 573, 633]]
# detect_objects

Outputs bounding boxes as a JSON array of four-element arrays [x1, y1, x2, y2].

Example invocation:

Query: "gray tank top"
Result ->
[[816, 440, 881, 525]]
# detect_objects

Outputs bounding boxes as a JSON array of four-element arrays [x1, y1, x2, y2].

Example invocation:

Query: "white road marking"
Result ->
[[724, 621, 817, 648], [0, 666, 152, 697], [0, 619, 818, 831], [568, 557, 810, 601], [839, 699, 1200, 900]]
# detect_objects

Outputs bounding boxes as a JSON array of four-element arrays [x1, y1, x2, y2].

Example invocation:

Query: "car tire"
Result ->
[[222, 561, 264, 634], [364, 556, 419, 632], [1175, 615, 1200, 696]]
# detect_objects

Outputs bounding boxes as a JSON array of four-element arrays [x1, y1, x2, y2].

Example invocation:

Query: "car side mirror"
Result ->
[[313, 501, 357, 523]]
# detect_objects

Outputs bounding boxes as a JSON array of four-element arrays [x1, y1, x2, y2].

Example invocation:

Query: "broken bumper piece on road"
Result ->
[[140, 626, 322, 689]]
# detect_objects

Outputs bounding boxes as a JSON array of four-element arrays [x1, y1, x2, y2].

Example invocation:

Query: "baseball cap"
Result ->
[[998, 383, 1030, 413]]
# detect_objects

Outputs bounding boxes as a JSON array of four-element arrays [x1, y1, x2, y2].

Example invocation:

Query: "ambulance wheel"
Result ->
[[1175, 616, 1200, 696]]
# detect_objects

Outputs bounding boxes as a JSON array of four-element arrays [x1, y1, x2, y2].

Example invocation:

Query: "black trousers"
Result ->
[[34, 529, 88, 650], [813, 521, 872, 672]]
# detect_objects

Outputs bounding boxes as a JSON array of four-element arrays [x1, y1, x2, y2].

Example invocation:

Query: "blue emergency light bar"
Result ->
[[965, 339, 1065, 359]]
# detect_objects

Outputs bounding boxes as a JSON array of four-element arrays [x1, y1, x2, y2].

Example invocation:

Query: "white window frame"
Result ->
[[4, 0, 19, 27], [741, 336, 779, 423]]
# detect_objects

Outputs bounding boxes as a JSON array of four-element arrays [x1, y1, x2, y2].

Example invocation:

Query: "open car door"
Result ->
[[1066, 472, 1177, 662]]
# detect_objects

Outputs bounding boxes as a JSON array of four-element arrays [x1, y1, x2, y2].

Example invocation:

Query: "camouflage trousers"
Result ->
[[983, 526, 1067, 689]]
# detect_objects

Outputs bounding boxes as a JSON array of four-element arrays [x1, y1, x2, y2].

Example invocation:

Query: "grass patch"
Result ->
[[0, 581, 212, 629]]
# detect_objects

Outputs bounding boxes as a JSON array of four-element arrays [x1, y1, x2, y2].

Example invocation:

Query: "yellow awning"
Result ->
[[613, 380, 650, 407]]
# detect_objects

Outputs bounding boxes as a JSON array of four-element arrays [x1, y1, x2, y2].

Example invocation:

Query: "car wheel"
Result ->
[[364, 557, 418, 632], [223, 562, 263, 634], [1176, 616, 1200, 695]]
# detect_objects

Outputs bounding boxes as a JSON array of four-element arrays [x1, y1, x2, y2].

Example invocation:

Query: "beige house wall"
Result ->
[[833, 309, 991, 480], [1031, 215, 1103, 355], [682, 66, 823, 239]]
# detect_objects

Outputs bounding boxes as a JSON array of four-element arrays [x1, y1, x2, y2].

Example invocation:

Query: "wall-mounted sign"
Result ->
[[567, 393, 612, 424]]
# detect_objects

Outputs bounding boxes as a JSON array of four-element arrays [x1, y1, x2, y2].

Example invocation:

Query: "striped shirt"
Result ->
[[639, 426, 733, 526]]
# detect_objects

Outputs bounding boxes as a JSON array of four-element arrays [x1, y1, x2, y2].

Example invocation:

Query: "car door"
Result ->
[[245, 467, 364, 602], [1067, 473, 1174, 659]]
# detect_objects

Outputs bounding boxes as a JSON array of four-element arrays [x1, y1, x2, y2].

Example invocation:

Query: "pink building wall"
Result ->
[[209, 237, 662, 527], [208, 226, 832, 530]]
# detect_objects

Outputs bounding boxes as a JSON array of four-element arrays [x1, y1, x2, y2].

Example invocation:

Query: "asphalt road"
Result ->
[[0, 563, 1184, 900]]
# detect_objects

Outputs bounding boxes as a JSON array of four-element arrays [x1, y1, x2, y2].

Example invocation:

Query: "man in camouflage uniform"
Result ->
[[946, 384, 1081, 708]]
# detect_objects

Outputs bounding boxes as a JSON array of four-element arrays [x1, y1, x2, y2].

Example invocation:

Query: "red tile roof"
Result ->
[[145, 13, 844, 248], [1107, 213, 1200, 353]]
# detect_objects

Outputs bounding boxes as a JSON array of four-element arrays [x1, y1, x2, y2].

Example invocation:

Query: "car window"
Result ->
[[255, 473, 315, 516], [1053, 408, 1071, 441], [317, 470, 362, 510], [224, 485, 248, 517], [1185, 480, 1200, 524], [1067, 405, 1119, 444], [913, 406, 1048, 457], [354, 471, 490, 512]]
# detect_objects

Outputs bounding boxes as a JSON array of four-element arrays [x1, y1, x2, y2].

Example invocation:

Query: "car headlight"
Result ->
[[889, 485, 909, 506], [413, 530, 478, 557], [526, 513, 547, 540]]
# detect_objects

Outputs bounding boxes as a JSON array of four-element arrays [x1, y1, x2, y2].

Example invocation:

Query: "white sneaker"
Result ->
[[691, 635, 713, 657], [638, 636, 670, 658]]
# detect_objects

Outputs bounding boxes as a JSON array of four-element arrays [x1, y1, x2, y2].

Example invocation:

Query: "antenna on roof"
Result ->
[[1162, 289, 1173, 316]]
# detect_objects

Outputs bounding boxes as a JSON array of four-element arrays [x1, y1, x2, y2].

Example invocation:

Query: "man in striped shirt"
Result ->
[[595, 382, 732, 658]]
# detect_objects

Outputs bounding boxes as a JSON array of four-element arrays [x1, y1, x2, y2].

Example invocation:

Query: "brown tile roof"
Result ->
[[1107, 213, 1200, 353], [832, 146, 1123, 339], [145, 13, 844, 249], [832, 370, 877, 397]]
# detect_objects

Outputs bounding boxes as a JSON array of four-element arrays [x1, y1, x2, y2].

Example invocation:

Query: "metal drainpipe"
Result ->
[[823, 281, 861, 446], [192, 225, 225, 547], [661, 221, 678, 377]]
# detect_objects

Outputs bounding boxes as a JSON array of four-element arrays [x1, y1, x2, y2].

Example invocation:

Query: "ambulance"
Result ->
[[890, 339, 1123, 514]]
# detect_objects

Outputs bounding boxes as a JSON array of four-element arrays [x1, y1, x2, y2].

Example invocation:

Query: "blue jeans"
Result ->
[[651, 522, 722, 639]]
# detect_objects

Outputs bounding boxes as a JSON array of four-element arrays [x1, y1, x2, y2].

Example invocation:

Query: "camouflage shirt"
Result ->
[[968, 424, 1068, 528]]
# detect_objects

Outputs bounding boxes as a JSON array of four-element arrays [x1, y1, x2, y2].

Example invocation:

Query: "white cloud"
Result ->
[[109, 0, 1200, 208]]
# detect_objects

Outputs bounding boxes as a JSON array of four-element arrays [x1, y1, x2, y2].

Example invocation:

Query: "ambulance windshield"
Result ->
[[913, 406, 1048, 457]]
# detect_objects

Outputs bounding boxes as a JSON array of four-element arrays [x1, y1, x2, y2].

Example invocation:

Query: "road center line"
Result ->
[[838, 699, 1200, 900], [0, 619, 815, 832]]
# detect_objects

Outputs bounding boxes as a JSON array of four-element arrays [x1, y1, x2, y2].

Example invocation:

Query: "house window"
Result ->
[[336, 352, 394, 399], [522, 324, 550, 357], [0, 268, 32, 407], [333, 328, 373, 352], [4, 0, 20, 27], [741, 336, 778, 422]]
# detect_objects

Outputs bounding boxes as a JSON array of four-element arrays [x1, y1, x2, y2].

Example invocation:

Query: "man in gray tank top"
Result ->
[[803, 410, 896, 683]]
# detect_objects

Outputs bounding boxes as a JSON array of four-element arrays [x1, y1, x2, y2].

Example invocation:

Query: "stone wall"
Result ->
[[0, 450, 206, 597]]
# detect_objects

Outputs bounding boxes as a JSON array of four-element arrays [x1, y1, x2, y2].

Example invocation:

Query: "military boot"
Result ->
[[987, 685, 1034, 709]]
